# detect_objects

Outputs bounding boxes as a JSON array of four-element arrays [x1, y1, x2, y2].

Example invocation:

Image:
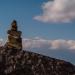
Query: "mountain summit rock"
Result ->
[[5, 20, 22, 50], [0, 20, 75, 75]]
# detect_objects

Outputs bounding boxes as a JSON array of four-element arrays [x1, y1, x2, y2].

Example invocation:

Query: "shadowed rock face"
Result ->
[[0, 47, 75, 75]]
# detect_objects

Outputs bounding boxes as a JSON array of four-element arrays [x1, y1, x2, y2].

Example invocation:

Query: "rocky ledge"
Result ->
[[0, 47, 75, 75]]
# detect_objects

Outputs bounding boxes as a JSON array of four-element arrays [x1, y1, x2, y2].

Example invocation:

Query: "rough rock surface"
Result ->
[[0, 47, 75, 75], [6, 20, 22, 50]]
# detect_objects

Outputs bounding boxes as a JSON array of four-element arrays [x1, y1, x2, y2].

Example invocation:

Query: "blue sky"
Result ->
[[0, 0, 75, 64], [0, 0, 75, 39]]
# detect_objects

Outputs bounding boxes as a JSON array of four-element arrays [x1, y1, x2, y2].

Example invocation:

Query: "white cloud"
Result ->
[[22, 38, 51, 49], [22, 38, 75, 50], [34, 0, 75, 23], [0, 39, 3, 46]]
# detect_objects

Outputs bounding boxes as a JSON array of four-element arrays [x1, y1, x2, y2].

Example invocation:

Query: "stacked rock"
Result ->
[[6, 20, 22, 50]]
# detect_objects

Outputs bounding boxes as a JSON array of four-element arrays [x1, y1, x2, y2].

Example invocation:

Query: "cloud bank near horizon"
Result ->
[[0, 39, 3, 46], [22, 37, 75, 50], [34, 0, 75, 23]]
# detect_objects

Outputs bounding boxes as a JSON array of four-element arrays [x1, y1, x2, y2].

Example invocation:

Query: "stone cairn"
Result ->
[[6, 20, 22, 50]]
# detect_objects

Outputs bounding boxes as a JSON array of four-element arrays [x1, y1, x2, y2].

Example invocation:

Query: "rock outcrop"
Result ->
[[6, 20, 22, 50], [0, 47, 75, 75], [0, 20, 75, 75]]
